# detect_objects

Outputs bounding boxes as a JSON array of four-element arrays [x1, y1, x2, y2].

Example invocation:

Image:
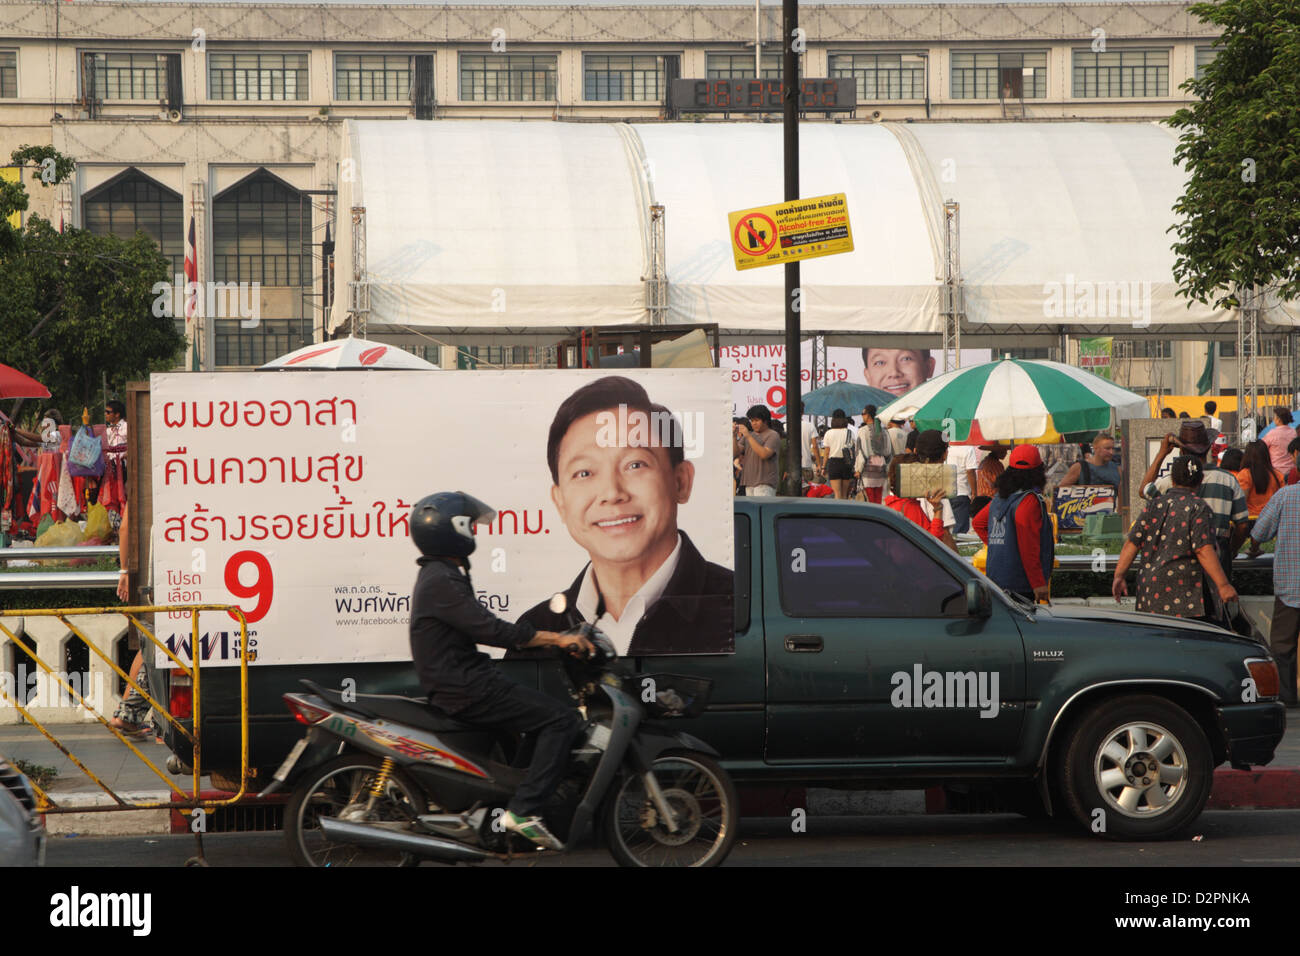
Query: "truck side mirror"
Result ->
[[966, 579, 992, 618]]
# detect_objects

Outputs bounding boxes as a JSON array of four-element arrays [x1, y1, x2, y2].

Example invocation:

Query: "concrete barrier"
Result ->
[[0, 613, 130, 726]]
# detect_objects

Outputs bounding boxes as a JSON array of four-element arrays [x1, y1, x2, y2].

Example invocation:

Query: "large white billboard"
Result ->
[[151, 369, 735, 666]]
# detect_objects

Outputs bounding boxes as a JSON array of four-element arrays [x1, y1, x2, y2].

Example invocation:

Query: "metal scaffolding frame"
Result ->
[[646, 202, 667, 326], [1236, 285, 1260, 442], [349, 205, 369, 339], [940, 200, 962, 372]]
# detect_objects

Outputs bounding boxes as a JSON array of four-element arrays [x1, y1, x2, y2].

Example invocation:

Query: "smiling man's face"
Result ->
[[864, 349, 936, 396], [551, 409, 693, 570]]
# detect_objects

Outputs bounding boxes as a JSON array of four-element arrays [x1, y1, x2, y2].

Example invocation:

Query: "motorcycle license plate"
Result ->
[[274, 736, 311, 782]]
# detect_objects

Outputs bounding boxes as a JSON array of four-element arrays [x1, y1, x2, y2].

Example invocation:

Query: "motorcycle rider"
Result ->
[[409, 491, 593, 850]]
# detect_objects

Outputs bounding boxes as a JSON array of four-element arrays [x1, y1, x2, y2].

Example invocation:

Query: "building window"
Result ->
[[83, 170, 185, 334], [706, 53, 783, 80], [212, 171, 310, 366], [1194, 47, 1221, 80], [458, 345, 556, 369], [1072, 50, 1168, 98], [583, 54, 667, 101], [1002, 347, 1054, 361], [334, 53, 413, 101], [1119, 340, 1171, 359], [209, 52, 308, 101], [950, 52, 1047, 99], [83, 52, 167, 100], [828, 53, 925, 100], [0, 51, 18, 98], [458, 54, 556, 101], [1219, 338, 1289, 358]]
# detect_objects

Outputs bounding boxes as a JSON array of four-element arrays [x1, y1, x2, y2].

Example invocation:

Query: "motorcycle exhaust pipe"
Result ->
[[318, 818, 489, 863]]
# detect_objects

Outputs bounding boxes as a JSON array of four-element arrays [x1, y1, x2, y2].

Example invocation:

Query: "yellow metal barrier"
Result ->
[[0, 605, 250, 816]]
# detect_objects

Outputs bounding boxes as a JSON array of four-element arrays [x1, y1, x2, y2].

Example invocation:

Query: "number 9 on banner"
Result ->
[[225, 550, 274, 624]]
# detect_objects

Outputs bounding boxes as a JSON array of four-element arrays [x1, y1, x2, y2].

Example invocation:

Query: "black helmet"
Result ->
[[410, 492, 497, 558]]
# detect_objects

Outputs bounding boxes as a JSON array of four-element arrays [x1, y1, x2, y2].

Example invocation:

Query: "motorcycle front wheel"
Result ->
[[602, 751, 738, 868], [285, 753, 426, 867]]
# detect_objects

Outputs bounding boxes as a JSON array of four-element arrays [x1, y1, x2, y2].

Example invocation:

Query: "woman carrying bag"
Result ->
[[854, 404, 892, 504], [1112, 456, 1238, 620], [822, 409, 855, 500]]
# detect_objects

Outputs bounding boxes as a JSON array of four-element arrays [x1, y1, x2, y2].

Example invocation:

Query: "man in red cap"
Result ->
[[972, 445, 1054, 603]]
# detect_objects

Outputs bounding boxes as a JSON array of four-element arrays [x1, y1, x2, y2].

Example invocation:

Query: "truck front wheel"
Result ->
[[1058, 695, 1213, 841]]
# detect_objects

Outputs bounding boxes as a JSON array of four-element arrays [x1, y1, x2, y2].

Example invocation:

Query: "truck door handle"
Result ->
[[784, 635, 823, 653]]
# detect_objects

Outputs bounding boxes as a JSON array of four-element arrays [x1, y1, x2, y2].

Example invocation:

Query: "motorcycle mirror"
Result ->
[[548, 592, 568, 615]]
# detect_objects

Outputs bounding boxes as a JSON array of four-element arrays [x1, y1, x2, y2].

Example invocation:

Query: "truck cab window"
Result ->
[[776, 516, 965, 618]]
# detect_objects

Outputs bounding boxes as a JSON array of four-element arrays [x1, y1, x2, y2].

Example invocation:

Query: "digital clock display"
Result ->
[[669, 78, 857, 113]]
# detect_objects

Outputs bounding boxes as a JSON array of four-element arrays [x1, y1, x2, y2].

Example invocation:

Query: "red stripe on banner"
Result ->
[[284, 345, 340, 366]]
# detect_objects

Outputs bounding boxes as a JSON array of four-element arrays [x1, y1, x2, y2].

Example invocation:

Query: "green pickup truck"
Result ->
[[169, 497, 1286, 841]]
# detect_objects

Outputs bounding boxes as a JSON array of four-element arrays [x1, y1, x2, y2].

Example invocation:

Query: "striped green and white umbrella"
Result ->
[[876, 358, 1150, 444]]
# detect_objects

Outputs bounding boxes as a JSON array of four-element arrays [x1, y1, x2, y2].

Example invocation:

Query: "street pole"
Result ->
[[783, 0, 800, 495]]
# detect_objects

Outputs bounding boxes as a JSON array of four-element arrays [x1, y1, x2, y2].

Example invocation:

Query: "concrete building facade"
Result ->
[[0, 0, 1285, 397]]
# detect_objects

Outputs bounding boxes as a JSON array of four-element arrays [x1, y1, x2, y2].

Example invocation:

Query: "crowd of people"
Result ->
[[731, 397, 1299, 707]]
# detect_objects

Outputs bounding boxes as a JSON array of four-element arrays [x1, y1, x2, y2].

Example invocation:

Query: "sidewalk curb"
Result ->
[[1206, 769, 1300, 810], [744, 767, 1300, 820], [42, 769, 1300, 837], [41, 791, 173, 836]]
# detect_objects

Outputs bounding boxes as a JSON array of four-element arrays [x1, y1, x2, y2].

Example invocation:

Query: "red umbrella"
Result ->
[[0, 362, 50, 400]]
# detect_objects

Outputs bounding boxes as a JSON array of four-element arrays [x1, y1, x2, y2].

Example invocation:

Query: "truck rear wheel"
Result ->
[[1058, 695, 1213, 840]]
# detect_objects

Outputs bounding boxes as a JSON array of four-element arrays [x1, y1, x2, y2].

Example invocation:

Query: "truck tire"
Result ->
[[1057, 694, 1213, 841]]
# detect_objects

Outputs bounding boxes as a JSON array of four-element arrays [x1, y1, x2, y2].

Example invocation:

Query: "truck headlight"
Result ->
[[1245, 658, 1280, 699]]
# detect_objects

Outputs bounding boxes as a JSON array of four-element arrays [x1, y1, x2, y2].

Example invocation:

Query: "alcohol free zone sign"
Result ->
[[727, 192, 854, 271]]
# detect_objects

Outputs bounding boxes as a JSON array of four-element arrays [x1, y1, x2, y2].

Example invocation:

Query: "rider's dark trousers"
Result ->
[[450, 682, 583, 817]]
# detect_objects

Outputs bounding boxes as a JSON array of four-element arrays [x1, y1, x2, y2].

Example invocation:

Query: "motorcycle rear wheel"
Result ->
[[602, 751, 738, 868], [285, 753, 426, 867]]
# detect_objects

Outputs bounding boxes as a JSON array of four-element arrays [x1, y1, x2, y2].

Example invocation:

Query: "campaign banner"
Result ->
[[150, 369, 736, 666], [1052, 484, 1117, 531], [1079, 337, 1113, 381], [718, 343, 991, 420]]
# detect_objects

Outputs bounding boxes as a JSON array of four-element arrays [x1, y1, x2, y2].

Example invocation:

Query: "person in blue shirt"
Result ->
[[1247, 436, 1300, 707]]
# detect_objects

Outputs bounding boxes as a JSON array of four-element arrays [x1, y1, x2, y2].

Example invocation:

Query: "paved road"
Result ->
[[43, 810, 1300, 867]]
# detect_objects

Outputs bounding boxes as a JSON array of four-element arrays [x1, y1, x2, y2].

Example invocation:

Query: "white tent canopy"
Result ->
[[330, 119, 1279, 336]]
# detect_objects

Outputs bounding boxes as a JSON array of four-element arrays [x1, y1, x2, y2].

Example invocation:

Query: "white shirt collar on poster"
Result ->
[[575, 532, 684, 656]]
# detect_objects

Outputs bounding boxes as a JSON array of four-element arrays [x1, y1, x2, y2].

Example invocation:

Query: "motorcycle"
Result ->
[[263, 596, 738, 867]]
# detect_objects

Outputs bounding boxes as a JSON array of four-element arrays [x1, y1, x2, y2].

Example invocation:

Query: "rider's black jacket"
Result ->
[[409, 556, 537, 713]]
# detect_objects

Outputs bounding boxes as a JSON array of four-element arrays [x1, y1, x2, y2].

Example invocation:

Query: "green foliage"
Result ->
[[0, 588, 116, 612], [1166, 0, 1300, 311], [0, 147, 185, 419], [12, 759, 57, 789]]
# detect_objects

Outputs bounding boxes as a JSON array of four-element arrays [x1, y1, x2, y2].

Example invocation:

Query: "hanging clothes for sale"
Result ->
[[28, 417, 65, 524], [99, 417, 128, 515], [0, 422, 14, 534], [55, 425, 81, 518]]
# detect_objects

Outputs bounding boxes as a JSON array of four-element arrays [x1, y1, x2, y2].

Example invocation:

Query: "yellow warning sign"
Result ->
[[727, 192, 854, 271]]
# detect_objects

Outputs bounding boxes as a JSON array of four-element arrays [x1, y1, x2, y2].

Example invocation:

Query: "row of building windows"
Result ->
[[0, 47, 1220, 103], [81, 168, 313, 366]]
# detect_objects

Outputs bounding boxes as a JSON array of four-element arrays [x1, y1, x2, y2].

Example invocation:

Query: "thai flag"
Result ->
[[185, 216, 199, 371]]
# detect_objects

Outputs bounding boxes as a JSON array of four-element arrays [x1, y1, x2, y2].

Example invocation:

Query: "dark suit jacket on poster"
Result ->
[[513, 531, 735, 657]]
